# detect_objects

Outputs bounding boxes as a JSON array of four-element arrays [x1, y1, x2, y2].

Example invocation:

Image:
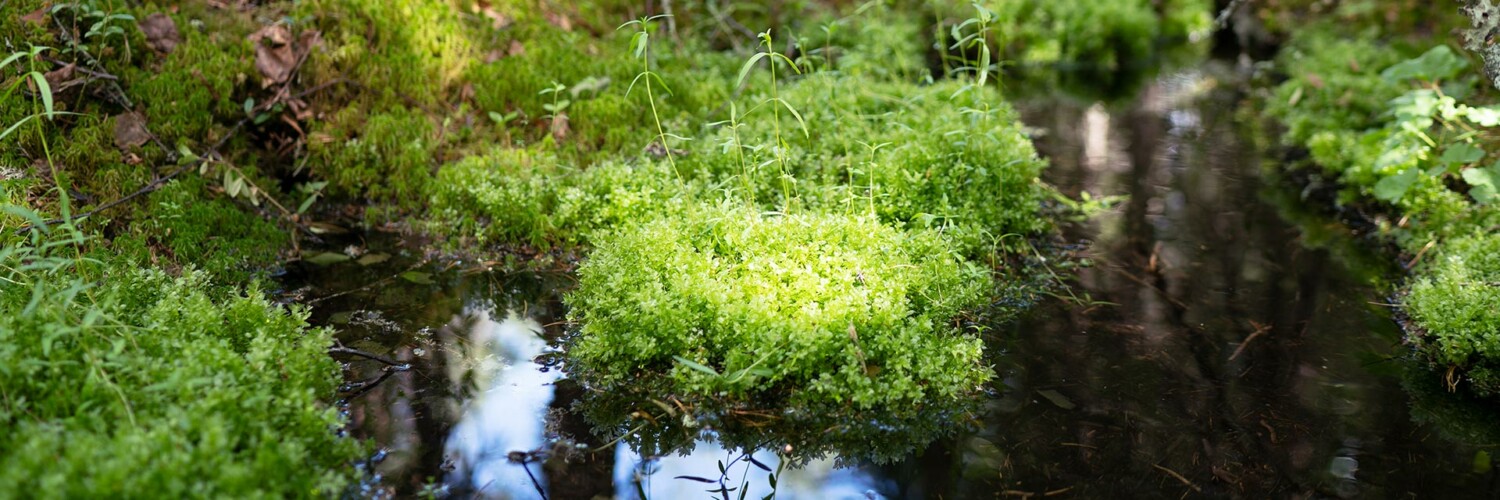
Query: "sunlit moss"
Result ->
[[566, 204, 992, 464]]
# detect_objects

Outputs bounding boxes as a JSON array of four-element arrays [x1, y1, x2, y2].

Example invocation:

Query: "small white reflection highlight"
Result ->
[[612, 441, 885, 500], [444, 309, 561, 498], [1083, 103, 1111, 172]]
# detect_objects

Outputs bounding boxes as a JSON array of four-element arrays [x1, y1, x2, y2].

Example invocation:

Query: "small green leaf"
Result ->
[[355, 253, 390, 266], [399, 271, 435, 285], [1463, 163, 1500, 204], [1036, 389, 1076, 410], [29, 72, 53, 116], [1382, 46, 1468, 82], [736, 52, 769, 89], [632, 31, 648, 59], [672, 355, 720, 377], [304, 252, 352, 266], [1373, 167, 1421, 202], [1440, 142, 1485, 165]]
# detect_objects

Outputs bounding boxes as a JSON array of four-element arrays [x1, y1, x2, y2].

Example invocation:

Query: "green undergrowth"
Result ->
[[1263, 22, 1500, 397], [0, 218, 363, 496], [566, 204, 993, 464], [434, 76, 1049, 255]]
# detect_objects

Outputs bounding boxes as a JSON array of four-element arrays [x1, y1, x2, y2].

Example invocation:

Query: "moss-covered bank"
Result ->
[[1258, 10, 1500, 398]]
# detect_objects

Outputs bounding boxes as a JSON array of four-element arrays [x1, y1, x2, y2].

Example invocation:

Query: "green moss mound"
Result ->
[[565, 205, 992, 462], [0, 227, 362, 496], [1407, 233, 1500, 396]]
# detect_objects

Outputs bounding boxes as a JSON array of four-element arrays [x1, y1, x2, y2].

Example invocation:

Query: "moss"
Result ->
[[307, 106, 438, 204], [566, 204, 991, 463], [0, 230, 363, 496], [1264, 23, 1500, 402], [1407, 233, 1500, 396], [433, 147, 691, 247], [116, 177, 288, 283], [437, 74, 1050, 254], [296, 0, 477, 110], [120, 6, 254, 146]]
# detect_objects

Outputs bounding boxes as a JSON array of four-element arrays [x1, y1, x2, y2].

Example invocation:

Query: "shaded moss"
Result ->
[[118, 177, 289, 283], [307, 106, 438, 203]]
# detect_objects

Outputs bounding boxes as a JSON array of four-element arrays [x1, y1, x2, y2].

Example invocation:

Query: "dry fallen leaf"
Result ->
[[550, 112, 570, 143], [545, 12, 573, 31], [21, 6, 47, 26], [140, 13, 181, 55], [42, 63, 75, 89], [483, 5, 513, 29], [113, 112, 151, 149], [248, 24, 295, 87]]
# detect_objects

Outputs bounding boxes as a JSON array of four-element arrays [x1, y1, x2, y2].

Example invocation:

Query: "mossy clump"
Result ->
[[0, 227, 363, 496], [566, 205, 992, 462], [433, 147, 691, 247], [435, 75, 1051, 254], [1407, 233, 1500, 396]]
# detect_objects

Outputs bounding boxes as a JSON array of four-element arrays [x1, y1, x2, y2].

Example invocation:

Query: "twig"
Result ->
[[329, 345, 410, 370], [518, 459, 548, 500], [306, 258, 432, 304], [41, 56, 116, 80], [1152, 463, 1202, 493], [1214, 0, 1250, 29], [340, 370, 394, 399], [1227, 321, 1271, 361]]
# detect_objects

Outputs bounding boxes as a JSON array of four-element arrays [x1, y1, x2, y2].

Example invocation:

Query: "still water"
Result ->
[[280, 62, 1500, 498]]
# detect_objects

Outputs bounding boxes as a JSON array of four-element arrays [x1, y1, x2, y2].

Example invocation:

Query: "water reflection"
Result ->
[[612, 444, 884, 499], [442, 310, 561, 498]]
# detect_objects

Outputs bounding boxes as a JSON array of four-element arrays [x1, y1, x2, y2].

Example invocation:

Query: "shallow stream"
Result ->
[[279, 61, 1500, 498]]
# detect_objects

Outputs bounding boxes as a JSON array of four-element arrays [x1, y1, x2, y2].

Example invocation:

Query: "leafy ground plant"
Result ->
[[1263, 21, 1500, 398]]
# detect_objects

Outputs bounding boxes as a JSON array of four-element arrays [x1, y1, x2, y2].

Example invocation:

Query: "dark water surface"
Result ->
[[281, 63, 1500, 499]]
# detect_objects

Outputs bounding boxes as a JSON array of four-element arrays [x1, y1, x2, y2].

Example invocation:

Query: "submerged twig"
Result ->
[[1227, 321, 1271, 361], [1152, 463, 1202, 493], [328, 345, 410, 369]]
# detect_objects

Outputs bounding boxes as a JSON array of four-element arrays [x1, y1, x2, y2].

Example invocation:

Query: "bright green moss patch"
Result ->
[[434, 74, 1051, 254], [565, 205, 992, 462], [0, 228, 362, 496], [433, 148, 690, 247], [308, 106, 438, 203], [1407, 233, 1500, 396]]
